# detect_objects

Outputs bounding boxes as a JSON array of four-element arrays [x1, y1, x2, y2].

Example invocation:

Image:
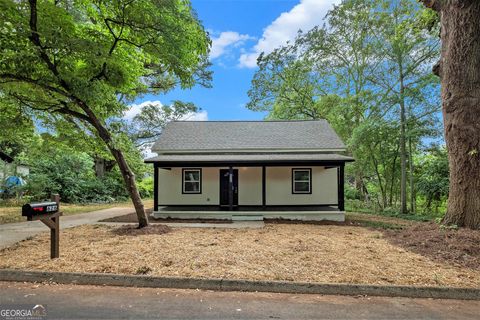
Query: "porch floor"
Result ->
[[156, 205, 339, 212]]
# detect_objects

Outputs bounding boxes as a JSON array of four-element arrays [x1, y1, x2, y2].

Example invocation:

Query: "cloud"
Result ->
[[124, 100, 162, 120], [210, 31, 254, 60], [239, 0, 339, 68], [124, 100, 208, 121], [180, 109, 208, 121]]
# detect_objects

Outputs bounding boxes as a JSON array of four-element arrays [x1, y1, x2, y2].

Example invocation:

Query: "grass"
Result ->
[[345, 211, 418, 230], [350, 218, 404, 230], [345, 204, 437, 222], [0, 199, 153, 224]]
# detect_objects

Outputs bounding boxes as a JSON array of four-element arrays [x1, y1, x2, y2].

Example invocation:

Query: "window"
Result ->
[[292, 168, 311, 194], [182, 169, 202, 194]]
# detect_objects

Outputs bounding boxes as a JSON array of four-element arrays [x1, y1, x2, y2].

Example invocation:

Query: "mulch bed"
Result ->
[[384, 222, 480, 270], [2, 223, 480, 287], [266, 218, 346, 226], [111, 224, 172, 236], [101, 212, 232, 224]]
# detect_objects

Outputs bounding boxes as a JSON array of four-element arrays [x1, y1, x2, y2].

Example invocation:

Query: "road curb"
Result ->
[[0, 269, 478, 300]]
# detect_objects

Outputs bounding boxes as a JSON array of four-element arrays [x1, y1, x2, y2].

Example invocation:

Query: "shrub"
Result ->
[[137, 176, 154, 198], [23, 153, 128, 203]]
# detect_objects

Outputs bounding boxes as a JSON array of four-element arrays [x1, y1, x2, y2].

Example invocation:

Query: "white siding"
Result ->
[[158, 167, 220, 205], [238, 167, 262, 205], [265, 167, 338, 205]]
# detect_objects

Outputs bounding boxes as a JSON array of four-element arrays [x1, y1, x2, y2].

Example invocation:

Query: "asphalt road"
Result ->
[[0, 282, 479, 320]]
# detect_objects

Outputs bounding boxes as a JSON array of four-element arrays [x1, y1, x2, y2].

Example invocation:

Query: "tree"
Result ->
[[420, 0, 480, 228], [130, 100, 199, 150], [372, 0, 440, 214], [246, 0, 441, 212], [248, 0, 382, 199], [416, 146, 449, 214], [0, 0, 211, 227]]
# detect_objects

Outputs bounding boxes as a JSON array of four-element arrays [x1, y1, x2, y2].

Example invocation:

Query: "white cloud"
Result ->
[[124, 100, 208, 121], [124, 100, 162, 120], [210, 31, 254, 60], [239, 0, 339, 68], [180, 109, 208, 121]]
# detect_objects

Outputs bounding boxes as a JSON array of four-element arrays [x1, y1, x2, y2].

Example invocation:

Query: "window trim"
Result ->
[[182, 168, 202, 194], [292, 168, 312, 194]]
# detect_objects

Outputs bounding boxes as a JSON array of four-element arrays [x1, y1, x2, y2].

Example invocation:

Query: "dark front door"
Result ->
[[220, 169, 238, 207]]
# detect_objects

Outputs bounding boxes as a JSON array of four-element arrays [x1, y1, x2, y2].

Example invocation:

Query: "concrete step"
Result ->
[[231, 215, 264, 221]]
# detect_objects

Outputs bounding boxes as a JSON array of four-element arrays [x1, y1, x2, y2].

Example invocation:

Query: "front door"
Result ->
[[219, 169, 238, 207]]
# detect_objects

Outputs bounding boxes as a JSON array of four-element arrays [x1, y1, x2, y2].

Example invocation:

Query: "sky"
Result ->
[[127, 0, 340, 122]]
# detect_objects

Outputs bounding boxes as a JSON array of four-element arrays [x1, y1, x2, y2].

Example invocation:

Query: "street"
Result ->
[[0, 282, 478, 319]]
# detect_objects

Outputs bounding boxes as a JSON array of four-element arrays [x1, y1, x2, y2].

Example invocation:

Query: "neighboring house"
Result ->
[[145, 120, 354, 221], [0, 151, 29, 181]]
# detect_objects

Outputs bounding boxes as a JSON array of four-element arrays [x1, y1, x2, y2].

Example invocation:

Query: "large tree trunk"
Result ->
[[422, 0, 480, 229]]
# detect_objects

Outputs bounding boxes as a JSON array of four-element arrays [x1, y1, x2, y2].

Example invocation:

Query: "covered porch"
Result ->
[[154, 205, 341, 221], [146, 153, 353, 221]]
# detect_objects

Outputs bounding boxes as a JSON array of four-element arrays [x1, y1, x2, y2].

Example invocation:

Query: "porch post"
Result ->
[[228, 166, 233, 211], [262, 165, 266, 208], [153, 163, 159, 212], [337, 163, 345, 211]]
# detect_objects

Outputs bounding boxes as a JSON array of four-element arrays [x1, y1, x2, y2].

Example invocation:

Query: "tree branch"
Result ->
[[419, 0, 441, 11]]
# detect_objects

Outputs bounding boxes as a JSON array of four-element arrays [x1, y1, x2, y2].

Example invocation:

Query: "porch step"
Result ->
[[231, 215, 264, 221]]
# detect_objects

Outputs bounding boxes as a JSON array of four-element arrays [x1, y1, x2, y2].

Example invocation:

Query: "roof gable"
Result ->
[[151, 120, 346, 153]]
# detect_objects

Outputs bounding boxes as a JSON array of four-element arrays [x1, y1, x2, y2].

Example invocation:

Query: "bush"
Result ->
[[137, 176, 153, 198], [345, 184, 361, 200], [24, 153, 128, 203]]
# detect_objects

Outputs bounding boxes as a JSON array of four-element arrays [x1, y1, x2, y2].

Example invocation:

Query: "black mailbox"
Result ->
[[22, 201, 59, 217]]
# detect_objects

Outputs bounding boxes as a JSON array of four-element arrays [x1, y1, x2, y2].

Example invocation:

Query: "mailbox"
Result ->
[[22, 201, 59, 217]]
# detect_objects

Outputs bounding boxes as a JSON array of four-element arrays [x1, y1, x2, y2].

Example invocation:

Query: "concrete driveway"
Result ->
[[0, 282, 479, 319], [0, 207, 133, 249]]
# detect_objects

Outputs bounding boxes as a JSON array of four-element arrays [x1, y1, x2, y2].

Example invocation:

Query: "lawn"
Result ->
[[1, 221, 479, 288], [0, 199, 154, 224]]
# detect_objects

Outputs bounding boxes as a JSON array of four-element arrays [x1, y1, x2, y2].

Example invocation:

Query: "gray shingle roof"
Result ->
[[151, 120, 346, 153], [145, 153, 354, 163]]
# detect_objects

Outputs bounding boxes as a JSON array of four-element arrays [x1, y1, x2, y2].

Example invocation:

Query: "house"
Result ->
[[145, 120, 354, 221], [0, 150, 29, 181]]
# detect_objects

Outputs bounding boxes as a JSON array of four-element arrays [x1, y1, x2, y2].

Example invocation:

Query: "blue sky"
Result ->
[[126, 0, 339, 121]]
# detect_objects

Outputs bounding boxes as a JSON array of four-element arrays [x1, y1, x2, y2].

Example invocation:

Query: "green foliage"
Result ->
[[246, 0, 442, 217], [345, 184, 362, 200], [0, 0, 211, 104], [25, 151, 128, 203], [136, 176, 154, 199], [346, 199, 434, 221], [416, 146, 449, 213], [0, 0, 211, 213], [131, 100, 199, 149]]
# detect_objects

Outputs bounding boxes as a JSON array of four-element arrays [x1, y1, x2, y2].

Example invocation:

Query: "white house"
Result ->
[[145, 120, 353, 221], [0, 151, 29, 181]]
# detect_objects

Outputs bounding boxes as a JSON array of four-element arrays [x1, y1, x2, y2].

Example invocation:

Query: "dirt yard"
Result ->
[[1, 223, 479, 288]]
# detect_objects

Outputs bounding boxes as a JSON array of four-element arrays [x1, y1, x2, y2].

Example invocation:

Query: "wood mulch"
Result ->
[[1, 223, 479, 288], [111, 224, 172, 236], [101, 212, 232, 224], [383, 222, 480, 270]]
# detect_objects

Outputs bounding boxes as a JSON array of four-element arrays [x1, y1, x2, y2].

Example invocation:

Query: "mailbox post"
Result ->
[[22, 194, 62, 259]]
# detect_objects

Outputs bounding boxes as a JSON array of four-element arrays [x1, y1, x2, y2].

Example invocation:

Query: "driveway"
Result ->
[[0, 282, 479, 319], [0, 207, 132, 249]]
